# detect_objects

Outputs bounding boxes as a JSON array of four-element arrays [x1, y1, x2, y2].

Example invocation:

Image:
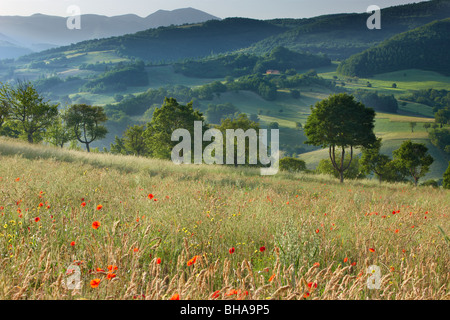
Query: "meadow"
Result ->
[[0, 137, 448, 300]]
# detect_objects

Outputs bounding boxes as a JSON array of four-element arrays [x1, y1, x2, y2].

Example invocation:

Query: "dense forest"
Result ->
[[246, 0, 450, 59], [337, 19, 450, 77], [81, 61, 148, 93], [173, 46, 330, 78]]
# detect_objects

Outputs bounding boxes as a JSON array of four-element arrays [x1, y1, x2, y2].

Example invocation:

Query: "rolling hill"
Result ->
[[0, 8, 220, 59], [20, 18, 286, 64], [336, 18, 450, 77], [246, 0, 450, 59]]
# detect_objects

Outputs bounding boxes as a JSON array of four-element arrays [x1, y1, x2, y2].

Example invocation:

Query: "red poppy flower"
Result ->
[[187, 255, 199, 266], [96, 268, 105, 272], [307, 282, 317, 289], [34, 217, 40, 222], [81, 202, 86, 207], [92, 221, 101, 229], [107, 273, 116, 280], [90, 279, 101, 288], [259, 246, 266, 252], [107, 265, 118, 271], [344, 257, 348, 263], [304, 292, 310, 298], [148, 194, 154, 200], [70, 241, 75, 247], [268, 274, 275, 282], [229, 247, 235, 254], [369, 248, 375, 253], [170, 293, 180, 300], [211, 290, 220, 299], [38, 203, 44, 207], [315, 229, 320, 234], [156, 258, 161, 264], [96, 204, 103, 211]]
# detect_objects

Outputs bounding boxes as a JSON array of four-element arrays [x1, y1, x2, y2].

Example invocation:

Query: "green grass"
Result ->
[[0, 137, 448, 300]]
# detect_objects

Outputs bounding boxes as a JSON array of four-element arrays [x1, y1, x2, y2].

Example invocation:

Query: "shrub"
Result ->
[[279, 157, 306, 173]]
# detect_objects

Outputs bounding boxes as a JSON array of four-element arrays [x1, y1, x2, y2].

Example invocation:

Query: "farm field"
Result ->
[[0, 137, 448, 300]]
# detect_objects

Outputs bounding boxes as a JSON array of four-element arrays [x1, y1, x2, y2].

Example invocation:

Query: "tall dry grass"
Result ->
[[0, 137, 448, 300]]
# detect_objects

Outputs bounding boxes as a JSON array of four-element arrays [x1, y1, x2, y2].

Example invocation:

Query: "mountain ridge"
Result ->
[[0, 7, 220, 58]]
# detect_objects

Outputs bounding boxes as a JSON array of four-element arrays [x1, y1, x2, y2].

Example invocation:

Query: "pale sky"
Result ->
[[0, 0, 428, 19]]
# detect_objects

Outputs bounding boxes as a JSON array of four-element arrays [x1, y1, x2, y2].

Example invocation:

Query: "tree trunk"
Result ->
[[340, 171, 344, 183], [85, 143, 90, 153], [27, 133, 33, 143]]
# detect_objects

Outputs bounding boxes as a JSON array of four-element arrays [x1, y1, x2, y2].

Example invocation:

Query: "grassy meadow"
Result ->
[[0, 137, 448, 300]]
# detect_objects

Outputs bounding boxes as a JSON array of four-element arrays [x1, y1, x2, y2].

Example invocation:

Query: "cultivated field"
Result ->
[[0, 138, 448, 300]]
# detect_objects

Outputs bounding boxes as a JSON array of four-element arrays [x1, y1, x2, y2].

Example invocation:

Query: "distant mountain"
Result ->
[[0, 33, 32, 59], [22, 18, 286, 63], [246, 0, 450, 59], [17, 0, 450, 65], [0, 7, 219, 58], [337, 18, 450, 77]]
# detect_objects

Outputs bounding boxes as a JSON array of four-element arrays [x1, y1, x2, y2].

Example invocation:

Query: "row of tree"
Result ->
[[0, 81, 108, 152], [303, 93, 438, 186], [1, 81, 449, 188]]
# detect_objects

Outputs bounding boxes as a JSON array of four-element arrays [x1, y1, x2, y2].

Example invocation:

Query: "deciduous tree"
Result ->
[[65, 104, 108, 152], [393, 140, 434, 186], [304, 93, 377, 183], [0, 81, 58, 143]]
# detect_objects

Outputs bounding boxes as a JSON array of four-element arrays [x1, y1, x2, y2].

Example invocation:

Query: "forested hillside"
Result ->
[[337, 18, 450, 77]]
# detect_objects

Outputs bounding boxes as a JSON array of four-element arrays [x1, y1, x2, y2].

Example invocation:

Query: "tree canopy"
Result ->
[[65, 104, 108, 152], [304, 93, 376, 183], [0, 81, 59, 143], [392, 140, 434, 186]]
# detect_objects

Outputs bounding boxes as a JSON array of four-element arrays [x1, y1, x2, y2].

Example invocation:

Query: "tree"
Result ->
[[217, 113, 260, 167], [316, 154, 365, 180], [359, 138, 391, 183], [304, 93, 376, 183], [443, 161, 450, 189], [359, 138, 407, 183], [409, 122, 417, 133], [279, 157, 306, 173], [423, 123, 431, 132], [44, 108, 75, 148], [435, 107, 450, 128], [109, 135, 126, 155], [144, 98, 206, 160], [65, 104, 108, 152], [393, 140, 434, 186], [0, 99, 9, 129], [0, 81, 58, 143], [123, 125, 147, 156]]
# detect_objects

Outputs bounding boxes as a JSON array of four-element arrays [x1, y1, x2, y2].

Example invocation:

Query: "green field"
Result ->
[[3, 53, 450, 181], [0, 137, 448, 300]]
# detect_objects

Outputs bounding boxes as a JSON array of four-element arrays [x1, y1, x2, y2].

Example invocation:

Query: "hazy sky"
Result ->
[[0, 0, 428, 19]]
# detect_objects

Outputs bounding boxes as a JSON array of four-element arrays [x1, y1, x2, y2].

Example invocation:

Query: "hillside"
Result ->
[[0, 137, 448, 300], [20, 18, 286, 64], [246, 0, 450, 59], [337, 18, 450, 77], [0, 8, 220, 59]]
